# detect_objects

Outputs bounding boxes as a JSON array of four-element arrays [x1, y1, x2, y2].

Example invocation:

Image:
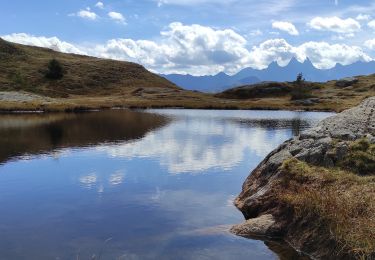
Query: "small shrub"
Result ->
[[290, 73, 313, 100], [45, 58, 64, 79]]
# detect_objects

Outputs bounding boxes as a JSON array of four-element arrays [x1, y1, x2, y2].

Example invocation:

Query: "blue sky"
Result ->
[[2, 0, 375, 75]]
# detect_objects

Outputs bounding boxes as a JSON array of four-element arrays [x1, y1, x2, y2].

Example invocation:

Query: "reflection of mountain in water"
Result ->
[[0, 110, 168, 164], [231, 117, 306, 136]]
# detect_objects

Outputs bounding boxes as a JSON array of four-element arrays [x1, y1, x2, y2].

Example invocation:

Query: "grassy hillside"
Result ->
[[0, 38, 179, 97]]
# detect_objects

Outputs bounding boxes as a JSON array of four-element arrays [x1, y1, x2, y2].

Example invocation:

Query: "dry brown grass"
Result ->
[[280, 158, 375, 259], [217, 76, 375, 112], [0, 38, 178, 98], [0, 91, 336, 112]]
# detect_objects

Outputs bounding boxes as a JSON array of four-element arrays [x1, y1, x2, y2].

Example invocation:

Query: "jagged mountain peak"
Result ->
[[287, 57, 300, 66], [267, 60, 281, 69], [215, 71, 229, 77], [303, 57, 314, 66], [285, 57, 314, 68], [162, 59, 375, 92]]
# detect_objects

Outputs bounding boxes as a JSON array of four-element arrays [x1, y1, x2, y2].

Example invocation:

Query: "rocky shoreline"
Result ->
[[231, 97, 375, 259]]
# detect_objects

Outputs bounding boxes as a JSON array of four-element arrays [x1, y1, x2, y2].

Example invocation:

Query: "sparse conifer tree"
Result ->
[[45, 58, 64, 79]]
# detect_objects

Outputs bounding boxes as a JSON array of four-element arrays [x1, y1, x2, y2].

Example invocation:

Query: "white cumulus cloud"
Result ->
[[296, 41, 371, 69], [242, 38, 371, 69], [247, 38, 296, 68], [95, 2, 104, 9], [356, 14, 371, 21], [76, 8, 98, 20], [2, 23, 373, 75], [368, 20, 375, 29], [1, 33, 86, 55], [108, 11, 126, 24], [364, 39, 375, 49], [272, 21, 299, 35], [92, 22, 251, 75], [308, 16, 360, 35]]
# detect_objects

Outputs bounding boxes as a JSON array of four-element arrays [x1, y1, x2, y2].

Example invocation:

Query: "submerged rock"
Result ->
[[230, 214, 276, 237], [232, 97, 375, 259]]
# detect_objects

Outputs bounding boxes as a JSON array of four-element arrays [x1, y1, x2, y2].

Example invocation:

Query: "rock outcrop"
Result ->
[[216, 82, 292, 99], [232, 97, 375, 258], [335, 77, 359, 88]]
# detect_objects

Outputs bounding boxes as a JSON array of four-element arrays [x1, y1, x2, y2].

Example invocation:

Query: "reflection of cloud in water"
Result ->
[[98, 117, 292, 174], [79, 173, 97, 188], [109, 171, 125, 186], [148, 187, 240, 227], [79, 171, 125, 191]]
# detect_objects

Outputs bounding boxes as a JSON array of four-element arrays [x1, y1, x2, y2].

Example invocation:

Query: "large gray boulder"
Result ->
[[232, 97, 375, 257]]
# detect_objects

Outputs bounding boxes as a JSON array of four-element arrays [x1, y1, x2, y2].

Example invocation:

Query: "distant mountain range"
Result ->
[[161, 58, 375, 92]]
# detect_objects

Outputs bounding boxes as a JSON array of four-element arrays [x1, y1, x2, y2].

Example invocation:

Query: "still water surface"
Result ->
[[0, 109, 334, 259]]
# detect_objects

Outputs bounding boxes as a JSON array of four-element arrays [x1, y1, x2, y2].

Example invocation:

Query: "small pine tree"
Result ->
[[45, 58, 64, 79], [296, 72, 305, 85]]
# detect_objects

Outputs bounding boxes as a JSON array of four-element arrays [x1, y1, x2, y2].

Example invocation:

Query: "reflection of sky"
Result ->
[[0, 109, 333, 259], [98, 120, 289, 174], [97, 109, 333, 174], [79, 171, 125, 192], [145, 109, 334, 121]]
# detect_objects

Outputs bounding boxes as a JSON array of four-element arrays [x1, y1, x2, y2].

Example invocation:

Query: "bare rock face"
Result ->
[[232, 97, 375, 256], [304, 97, 375, 140]]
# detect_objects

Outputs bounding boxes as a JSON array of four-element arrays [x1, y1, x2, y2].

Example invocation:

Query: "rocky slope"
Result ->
[[232, 97, 375, 259]]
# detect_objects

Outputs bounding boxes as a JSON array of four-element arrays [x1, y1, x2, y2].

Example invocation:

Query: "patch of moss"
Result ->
[[340, 139, 375, 175]]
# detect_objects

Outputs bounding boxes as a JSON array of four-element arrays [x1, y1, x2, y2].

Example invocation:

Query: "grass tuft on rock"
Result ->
[[340, 138, 375, 175], [280, 158, 375, 259]]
